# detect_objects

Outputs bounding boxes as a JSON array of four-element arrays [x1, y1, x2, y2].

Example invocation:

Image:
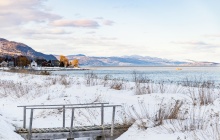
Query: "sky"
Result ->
[[0, 0, 220, 62]]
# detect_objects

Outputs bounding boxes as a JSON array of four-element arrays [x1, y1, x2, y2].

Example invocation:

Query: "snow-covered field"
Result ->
[[0, 70, 220, 140]]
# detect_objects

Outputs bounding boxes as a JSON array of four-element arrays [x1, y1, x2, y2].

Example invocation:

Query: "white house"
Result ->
[[31, 60, 37, 68], [0, 61, 8, 67]]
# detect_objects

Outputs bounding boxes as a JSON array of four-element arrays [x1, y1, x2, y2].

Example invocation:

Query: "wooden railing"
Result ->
[[18, 103, 121, 140]]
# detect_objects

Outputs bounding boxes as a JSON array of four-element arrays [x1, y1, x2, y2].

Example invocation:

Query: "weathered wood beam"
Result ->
[[111, 106, 116, 136], [28, 109, 34, 140], [23, 106, 26, 129], [18, 103, 109, 108], [63, 105, 65, 128], [20, 128, 128, 140]]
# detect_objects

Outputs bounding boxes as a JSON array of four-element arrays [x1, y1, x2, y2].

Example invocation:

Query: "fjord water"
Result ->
[[52, 66, 220, 83]]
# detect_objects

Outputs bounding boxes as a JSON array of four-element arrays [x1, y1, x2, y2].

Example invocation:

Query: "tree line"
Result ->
[[0, 55, 79, 67], [59, 55, 79, 67]]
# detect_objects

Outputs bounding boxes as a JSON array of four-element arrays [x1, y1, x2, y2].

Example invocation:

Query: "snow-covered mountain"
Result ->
[[55, 54, 219, 66], [0, 38, 56, 60], [57, 54, 187, 66], [181, 60, 220, 66], [1, 38, 219, 66]]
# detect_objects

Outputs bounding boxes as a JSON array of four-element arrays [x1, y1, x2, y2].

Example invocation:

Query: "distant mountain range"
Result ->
[[55, 54, 220, 66], [55, 54, 185, 66], [1, 38, 219, 66], [0, 38, 56, 60]]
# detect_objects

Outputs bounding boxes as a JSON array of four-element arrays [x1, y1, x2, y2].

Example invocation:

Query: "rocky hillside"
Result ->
[[0, 38, 56, 60]]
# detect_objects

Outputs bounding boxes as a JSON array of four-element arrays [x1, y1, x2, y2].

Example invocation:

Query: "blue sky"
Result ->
[[0, 0, 220, 62]]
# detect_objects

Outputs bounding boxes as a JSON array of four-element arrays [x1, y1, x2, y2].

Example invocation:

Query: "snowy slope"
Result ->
[[0, 71, 220, 140]]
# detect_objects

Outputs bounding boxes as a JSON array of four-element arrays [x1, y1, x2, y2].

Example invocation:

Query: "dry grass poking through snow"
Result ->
[[132, 71, 184, 95], [1, 71, 220, 140], [182, 78, 220, 106], [121, 99, 220, 140], [0, 80, 31, 98], [110, 78, 127, 90], [6, 68, 51, 75], [0, 73, 75, 98], [122, 99, 184, 130]]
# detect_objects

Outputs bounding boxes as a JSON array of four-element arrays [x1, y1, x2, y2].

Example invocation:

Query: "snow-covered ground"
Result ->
[[0, 70, 220, 140]]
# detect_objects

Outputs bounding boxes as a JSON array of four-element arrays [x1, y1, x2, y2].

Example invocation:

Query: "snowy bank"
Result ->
[[0, 71, 220, 140]]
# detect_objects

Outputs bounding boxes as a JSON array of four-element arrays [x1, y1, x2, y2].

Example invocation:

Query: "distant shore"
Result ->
[[32, 67, 90, 71], [0, 67, 90, 71]]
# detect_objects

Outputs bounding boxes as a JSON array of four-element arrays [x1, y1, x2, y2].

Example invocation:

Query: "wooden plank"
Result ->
[[101, 104, 104, 125], [19, 128, 128, 140], [23, 106, 26, 129], [111, 106, 116, 136], [17, 103, 109, 107], [70, 108, 75, 138], [28, 109, 34, 140], [23, 105, 121, 110], [63, 105, 65, 128], [17, 124, 129, 132], [16, 124, 130, 133]]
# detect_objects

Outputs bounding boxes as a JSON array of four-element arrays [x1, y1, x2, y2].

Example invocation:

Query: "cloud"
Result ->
[[100, 37, 117, 40], [23, 29, 72, 35], [0, 0, 61, 27], [86, 31, 96, 34], [0, 0, 114, 31], [193, 45, 219, 51], [51, 19, 100, 28], [95, 17, 104, 20], [203, 34, 220, 38], [171, 40, 219, 52], [95, 17, 115, 26], [171, 41, 209, 46], [102, 20, 114, 26]]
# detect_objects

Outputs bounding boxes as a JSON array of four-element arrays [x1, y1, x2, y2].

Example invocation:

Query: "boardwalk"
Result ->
[[16, 103, 130, 140]]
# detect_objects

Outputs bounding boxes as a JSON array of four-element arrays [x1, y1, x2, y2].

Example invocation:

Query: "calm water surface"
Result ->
[[52, 66, 220, 83]]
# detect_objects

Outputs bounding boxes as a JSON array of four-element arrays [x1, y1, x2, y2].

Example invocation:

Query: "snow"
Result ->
[[117, 125, 186, 140], [0, 67, 9, 70], [0, 116, 23, 140], [0, 69, 220, 140]]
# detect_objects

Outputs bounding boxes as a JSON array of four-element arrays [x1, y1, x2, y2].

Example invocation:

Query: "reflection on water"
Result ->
[[51, 66, 220, 83]]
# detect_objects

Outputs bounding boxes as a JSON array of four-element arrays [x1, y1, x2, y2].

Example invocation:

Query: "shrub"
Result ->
[[110, 78, 125, 90], [59, 75, 71, 86], [102, 74, 112, 87], [125, 99, 184, 130], [132, 71, 154, 94], [183, 78, 219, 106], [84, 71, 98, 86], [39, 70, 50, 75]]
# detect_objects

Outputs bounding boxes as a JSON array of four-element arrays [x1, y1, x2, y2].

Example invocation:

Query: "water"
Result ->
[[51, 66, 220, 83]]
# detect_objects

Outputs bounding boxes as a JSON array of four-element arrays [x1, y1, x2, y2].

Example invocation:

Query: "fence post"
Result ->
[[70, 108, 75, 138], [101, 104, 104, 125], [63, 105, 65, 128], [111, 106, 116, 136], [23, 106, 26, 128], [28, 109, 34, 140]]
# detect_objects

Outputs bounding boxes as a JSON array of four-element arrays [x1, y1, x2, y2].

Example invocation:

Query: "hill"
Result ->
[[0, 38, 56, 60]]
